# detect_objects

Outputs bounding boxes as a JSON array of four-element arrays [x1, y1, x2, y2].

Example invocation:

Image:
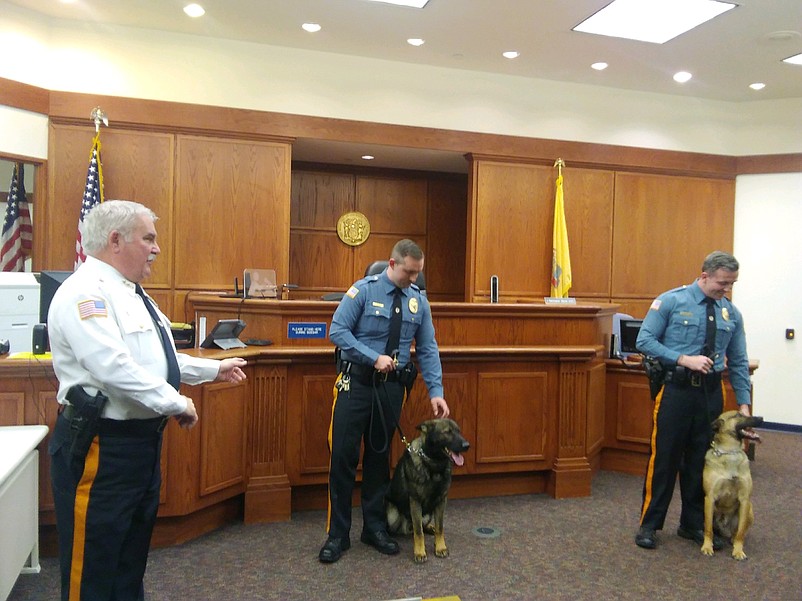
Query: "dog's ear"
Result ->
[[711, 417, 724, 432]]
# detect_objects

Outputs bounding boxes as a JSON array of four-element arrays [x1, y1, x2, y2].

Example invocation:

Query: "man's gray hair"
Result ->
[[391, 239, 423, 262], [81, 200, 157, 255], [702, 250, 739, 274]]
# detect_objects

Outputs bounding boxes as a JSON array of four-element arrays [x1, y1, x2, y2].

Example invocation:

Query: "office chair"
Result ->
[[364, 260, 426, 294]]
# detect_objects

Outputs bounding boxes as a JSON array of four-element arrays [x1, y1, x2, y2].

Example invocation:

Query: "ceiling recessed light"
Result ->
[[361, 155, 375, 160], [502, 51, 520, 59], [407, 38, 425, 46], [302, 23, 322, 33], [364, 0, 430, 7], [573, 0, 736, 44], [183, 3, 205, 18], [673, 71, 693, 83], [783, 52, 802, 65], [749, 82, 766, 90], [591, 62, 608, 71]]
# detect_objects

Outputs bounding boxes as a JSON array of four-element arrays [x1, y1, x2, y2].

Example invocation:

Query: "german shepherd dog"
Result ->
[[386, 418, 470, 563], [702, 410, 763, 560]]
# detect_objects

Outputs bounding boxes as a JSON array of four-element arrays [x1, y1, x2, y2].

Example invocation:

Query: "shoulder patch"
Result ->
[[649, 299, 662, 311], [77, 299, 108, 319], [345, 286, 360, 299]]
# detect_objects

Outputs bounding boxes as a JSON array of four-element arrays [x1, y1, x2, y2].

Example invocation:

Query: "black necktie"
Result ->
[[385, 288, 402, 357], [136, 284, 181, 390], [702, 297, 717, 359]]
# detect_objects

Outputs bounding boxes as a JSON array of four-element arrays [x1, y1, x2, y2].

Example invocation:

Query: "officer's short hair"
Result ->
[[391, 239, 423, 262], [82, 200, 158, 255], [702, 250, 739, 274]]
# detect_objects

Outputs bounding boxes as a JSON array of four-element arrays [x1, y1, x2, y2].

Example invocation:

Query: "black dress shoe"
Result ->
[[360, 529, 400, 555], [677, 526, 724, 551], [318, 537, 350, 563], [635, 526, 657, 549]]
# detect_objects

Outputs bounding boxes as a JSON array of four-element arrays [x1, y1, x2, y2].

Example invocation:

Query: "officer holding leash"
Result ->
[[634, 250, 752, 551], [48, 200, 247, 600], [319, 239, 449, 563]]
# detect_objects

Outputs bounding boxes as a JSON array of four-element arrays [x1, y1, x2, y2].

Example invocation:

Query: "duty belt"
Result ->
[[62, 404, 169, 436], [664, 368, 721, 389], [340, 360, 400, 384]]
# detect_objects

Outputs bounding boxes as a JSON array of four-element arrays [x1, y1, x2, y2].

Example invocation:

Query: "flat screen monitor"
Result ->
[[619, 318, 643, 354], [38, 271, 72, 323]]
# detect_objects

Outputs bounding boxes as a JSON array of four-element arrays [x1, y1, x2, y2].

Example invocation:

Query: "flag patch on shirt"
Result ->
[[649, 299, 662, 311], [77, 299, 107, 319], [346, 286, 360, 299]]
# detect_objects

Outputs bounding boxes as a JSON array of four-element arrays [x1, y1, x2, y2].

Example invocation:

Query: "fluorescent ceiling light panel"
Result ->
[[363, 0, 430, 7], [783, 53, 802, 65], [573, 0, 736, 44]]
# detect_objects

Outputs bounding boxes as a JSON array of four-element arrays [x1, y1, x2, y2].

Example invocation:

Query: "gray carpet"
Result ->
[[10, 430, 802, 601]]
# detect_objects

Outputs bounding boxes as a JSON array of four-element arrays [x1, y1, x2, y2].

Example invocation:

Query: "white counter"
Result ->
[[0, 425, 48, 601]]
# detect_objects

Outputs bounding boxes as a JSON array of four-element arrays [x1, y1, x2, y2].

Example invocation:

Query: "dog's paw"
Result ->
[[701, 543, 715, 556], [732, 547, 748, 561], [423, 523, 436, 535], [414, 553, 428, 564], [435, 546, 449, 558]]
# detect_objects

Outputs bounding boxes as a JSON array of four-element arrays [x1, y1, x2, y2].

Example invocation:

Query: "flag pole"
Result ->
[[553, 157, 564, 177], [90, 106, 109, 133]]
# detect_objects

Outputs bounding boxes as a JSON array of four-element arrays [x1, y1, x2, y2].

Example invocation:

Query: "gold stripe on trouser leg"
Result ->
[[639, 385, 664, 524], [325, 375, 341, 533], [70, 435, 101, 601]]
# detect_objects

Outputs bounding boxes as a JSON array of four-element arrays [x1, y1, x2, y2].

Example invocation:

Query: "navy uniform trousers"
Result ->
[[639, 378, 724, 532], [326, 375, 404, 540], [50, 412, 164, 601]]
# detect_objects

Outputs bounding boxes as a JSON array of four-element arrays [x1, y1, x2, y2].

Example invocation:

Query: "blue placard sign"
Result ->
[[287, 322, 328, 339]]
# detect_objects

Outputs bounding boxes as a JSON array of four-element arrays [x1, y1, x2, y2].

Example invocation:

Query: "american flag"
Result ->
[[74, 133, 104, 269], [1, 163, 33, 272]]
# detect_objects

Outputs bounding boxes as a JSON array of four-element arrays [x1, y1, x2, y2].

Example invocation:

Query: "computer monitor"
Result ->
[[38, 271, 72, 323], [618, 318, 643, 355]]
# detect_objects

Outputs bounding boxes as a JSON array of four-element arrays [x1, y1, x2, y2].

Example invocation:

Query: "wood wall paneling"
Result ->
[[0, 391, 25, 425], [476, 370, 548, 464], [356, 177, 427, 235], [472, 161, 552, 298], [199, 381, 248, 496], [611, 173, 735, 299], [47, 125, 174, 282], [290, 171, 354, 228], [174, 135, 291, 289], [426, 179, 468, 300], [290, 231, 354, 292]]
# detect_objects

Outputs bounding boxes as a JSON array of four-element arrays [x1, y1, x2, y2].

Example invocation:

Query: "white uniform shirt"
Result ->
[[48, 256, 219, 420]]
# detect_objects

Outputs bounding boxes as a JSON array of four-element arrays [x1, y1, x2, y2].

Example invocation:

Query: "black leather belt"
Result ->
[[340, 360, 400, 384], [664, 368, 721, 389], [61, 404, 169, 436]]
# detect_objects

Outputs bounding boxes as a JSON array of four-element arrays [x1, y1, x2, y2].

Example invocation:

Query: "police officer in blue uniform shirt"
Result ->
[[319, 239, 449, 563], [634, 250, 753, 551]]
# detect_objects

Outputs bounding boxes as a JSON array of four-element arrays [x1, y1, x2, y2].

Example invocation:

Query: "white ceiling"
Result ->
[[9, 0, 802, 171]]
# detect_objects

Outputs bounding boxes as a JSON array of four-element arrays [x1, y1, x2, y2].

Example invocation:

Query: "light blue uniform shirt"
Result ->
[[330, 271, 444, 399], [636, 280, 751, 406]]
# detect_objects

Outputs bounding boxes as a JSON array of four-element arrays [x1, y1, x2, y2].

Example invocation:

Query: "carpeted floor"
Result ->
[[10, 430, 802, 601]]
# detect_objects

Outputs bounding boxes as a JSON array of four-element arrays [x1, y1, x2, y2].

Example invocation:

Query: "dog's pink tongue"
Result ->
[[449, 451, 464, 466]]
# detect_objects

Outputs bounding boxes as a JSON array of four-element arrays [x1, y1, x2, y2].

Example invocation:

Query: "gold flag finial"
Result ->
[[553, 158, 565, 177], [90, 107, 109, 133]]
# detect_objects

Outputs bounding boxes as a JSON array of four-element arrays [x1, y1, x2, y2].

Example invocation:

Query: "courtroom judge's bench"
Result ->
[[3, 297, 749, 550]]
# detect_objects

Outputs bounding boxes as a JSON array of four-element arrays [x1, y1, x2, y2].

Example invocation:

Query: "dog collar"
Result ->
[[710, 442, 743, 457]]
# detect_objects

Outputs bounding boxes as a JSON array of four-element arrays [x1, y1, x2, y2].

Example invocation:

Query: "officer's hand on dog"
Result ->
[[678, 354, 714, 373], [431, 397, 449, 418], [175, 396, 199, 429]]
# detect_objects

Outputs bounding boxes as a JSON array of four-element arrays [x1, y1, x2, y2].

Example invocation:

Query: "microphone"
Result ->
[[490, 275, 499, 303]]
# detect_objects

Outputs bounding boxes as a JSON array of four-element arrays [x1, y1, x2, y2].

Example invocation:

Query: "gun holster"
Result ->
[[642, 356, 666, 401], [396, 362, 419, 395], [65, 385, 109, 459]]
